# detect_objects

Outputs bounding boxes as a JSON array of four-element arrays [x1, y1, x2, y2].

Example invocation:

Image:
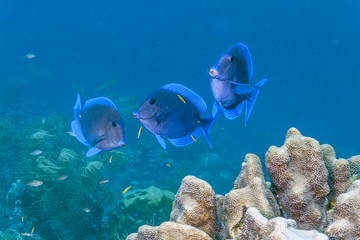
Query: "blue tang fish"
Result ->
[[71, 94, 125, 157], [209, 43, 267, 125], [133, 83, 214, 149]]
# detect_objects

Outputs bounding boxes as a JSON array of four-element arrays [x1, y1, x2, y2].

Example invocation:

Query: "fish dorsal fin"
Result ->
[[161, 83, 207, 114], [84, 97, 119, 111], [71, 120, 91, 146], [169, 128, 201, 147], [231, 43, 253, 82], [73, 94, 82, 119]]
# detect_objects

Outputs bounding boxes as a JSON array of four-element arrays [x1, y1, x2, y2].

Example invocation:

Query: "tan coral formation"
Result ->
[[321, 144, 353, 201], [170, 175, 216, 238], [126, 222, 212, 240], [223, 154, 280, 238], [237, 207, 328, 240], [326, 180, 360, 239], [265, 127, 329, 230]]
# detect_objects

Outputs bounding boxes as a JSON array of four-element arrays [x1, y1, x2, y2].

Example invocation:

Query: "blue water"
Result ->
[[0, 1, 359, 239]]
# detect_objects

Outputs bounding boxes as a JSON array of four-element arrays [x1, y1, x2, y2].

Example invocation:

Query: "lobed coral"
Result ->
[[265, 128, 329, 230], [170, 175, 216, 238], [325, 180, 360, 239], [223, 154, 280, 238]]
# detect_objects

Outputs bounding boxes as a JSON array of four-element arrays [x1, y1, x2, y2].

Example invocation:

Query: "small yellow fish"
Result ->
[[190, 135, 197, 142], [137, 126, 142, 139], [21, 227, 35, 236], [57, 175, 68, 181], [177, 94, 186, 104], [109, 156, 113, 164], [30, 150, 42, 156], [27, 180, 43, 187], [67, 131, 76, 137], [196, 120, 200, 123], [22, 216, 24, 222], [24, 53, 36, 59], [82, 208, 91, 213], [166, 164, 171, 167], [122, 186, 131, 194], [99, 180, 110, 184]]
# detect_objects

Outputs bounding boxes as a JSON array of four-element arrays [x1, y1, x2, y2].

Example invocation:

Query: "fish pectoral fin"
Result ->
[[71, 120, 91, 146], [231, 82, 259, 96], [86, 147, 102, 157], [169, 128, 202, 147], [155, 135, 166, 149]]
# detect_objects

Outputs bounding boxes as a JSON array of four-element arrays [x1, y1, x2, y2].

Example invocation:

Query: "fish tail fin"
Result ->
[[200, 115, 215, 148], [245, 78, 267, 126], [73, 94, 82, 119]]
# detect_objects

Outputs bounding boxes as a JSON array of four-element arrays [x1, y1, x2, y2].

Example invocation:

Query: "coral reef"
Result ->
[[127, 222, 212, 240], [237, 207, 328, 240], [321, 144, 353, 202], [170, 176, 216, 237], [325, 180, 360, 239], [265, 127, 329, 230], [127, 127, 360, 240], [223, 154, 280, 238], [109, 186, 175, 240]]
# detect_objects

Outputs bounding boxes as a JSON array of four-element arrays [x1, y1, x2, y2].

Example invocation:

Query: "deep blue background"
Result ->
[[1, 0, 359, 164]]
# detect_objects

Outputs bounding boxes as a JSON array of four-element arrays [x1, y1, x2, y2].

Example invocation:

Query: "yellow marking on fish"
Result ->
[[137, 126, 142, 139], [99, 180, 110, 184], [196, 120, 200, 123], [166, 164, 171, 167], [177, 94, 186, 104], [191, 135, 197, 142], [109, 156, 113, 164], [22, 216, 24, 222], [31, 227, 35, 233], [122, 186, 131, 194]]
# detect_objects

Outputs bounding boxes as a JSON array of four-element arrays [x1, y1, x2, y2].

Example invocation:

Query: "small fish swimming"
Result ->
[[67, 131, 76, 137], [122, 186, 131, 194], [95, 78, 116, 92], [166, 163, 171, 167], [99, 180, 110, 184], [71, 94, 125, 157], [57, 175, 68, 181], [24, 53, 35, 59], [27, 180, 43, 187], [30, 150, 42, 156], [82, 208, 91, 213], [21, 227, 35, 237], [133, 83, 214, 149], [109, 155, 113, 163], [209, 43, 267, 125]]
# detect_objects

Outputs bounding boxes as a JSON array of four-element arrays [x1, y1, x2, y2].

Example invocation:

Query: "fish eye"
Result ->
[[112, 121, 117, 127], [149, 99, 156, 105]]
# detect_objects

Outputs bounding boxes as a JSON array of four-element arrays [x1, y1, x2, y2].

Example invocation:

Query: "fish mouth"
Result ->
[[133, 108, 159, 120]]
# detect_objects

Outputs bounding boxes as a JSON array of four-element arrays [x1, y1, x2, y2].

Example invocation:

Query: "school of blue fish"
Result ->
[[71, 43, 267, 156]]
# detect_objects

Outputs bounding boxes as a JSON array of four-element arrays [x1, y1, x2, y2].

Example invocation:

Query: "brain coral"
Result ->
[[223, 154, 280, 238], [170, 175, 216, 238], [325, 180, 360, 239], [265, 127, 329, 230]]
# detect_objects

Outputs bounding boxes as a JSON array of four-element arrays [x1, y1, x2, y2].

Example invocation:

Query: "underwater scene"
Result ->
[[1, 1, 360, 240]]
